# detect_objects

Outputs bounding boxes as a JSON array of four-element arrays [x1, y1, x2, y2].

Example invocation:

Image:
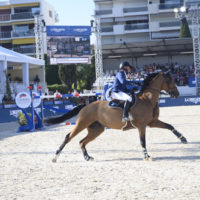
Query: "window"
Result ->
[[14, 7, 31, 13], [14, 25, 29, 32], [32, 7, 40, 15]]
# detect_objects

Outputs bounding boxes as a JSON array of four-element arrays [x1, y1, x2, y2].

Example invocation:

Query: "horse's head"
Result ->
[[161, 72, 179, 98]]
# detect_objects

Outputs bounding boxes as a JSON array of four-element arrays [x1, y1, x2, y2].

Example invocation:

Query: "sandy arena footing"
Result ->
[[0, 106, 200, 200]]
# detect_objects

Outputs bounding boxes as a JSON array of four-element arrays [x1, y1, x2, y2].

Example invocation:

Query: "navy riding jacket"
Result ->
[[111, 70, 130, 93]]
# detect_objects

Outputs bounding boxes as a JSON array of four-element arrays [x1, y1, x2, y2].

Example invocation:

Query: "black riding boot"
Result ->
[[122, 100, 132, 122]]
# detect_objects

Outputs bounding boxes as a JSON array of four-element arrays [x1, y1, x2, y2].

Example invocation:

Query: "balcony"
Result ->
[[186, 0, 200, 7], [0, 14, 10, 22], [13, 47, 36, 54], [11, 12, 34, 20], [0, 31, 11, 39], [123, 6, 148, 13], [95, 9, 112, 15], [101, 26, 113, 32], [125, 23, 149, 31], [159, 2, 183, 10], [160, 21, 181, 28], [12, 30, 35, 38], [151, 31, 179, 39]]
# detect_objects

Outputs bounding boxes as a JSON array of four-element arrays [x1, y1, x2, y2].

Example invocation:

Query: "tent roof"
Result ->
[[102, 38, 193, 58], [0, 46, 44, 66]]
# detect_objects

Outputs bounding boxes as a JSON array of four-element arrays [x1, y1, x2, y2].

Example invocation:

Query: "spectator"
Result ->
[[102, 62, 195, 87], [7, 73, 11, 81], [34, 75, 40, 83], [54, 90, 61, 97]]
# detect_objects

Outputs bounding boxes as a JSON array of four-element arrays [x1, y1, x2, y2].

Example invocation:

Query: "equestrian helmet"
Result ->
[[119, 61, 132, 70]]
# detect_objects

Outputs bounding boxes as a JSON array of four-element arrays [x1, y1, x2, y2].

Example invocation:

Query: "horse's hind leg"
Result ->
[[149, 119, 187, 144], [80, 122, 105, 161], [52, 121, 90, 162]]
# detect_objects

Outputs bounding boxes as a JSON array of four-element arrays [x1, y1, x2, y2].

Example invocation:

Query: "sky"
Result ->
[[46, 0, 95, 26]]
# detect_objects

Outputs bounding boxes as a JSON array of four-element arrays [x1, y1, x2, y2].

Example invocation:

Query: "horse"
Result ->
[[45, 72, 187, 162]]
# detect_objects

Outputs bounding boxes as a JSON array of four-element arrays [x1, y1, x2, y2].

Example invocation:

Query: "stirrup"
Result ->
[[122, 116, 129, 122]]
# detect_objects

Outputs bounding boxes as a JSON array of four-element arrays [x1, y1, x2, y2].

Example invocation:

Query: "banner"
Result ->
[[46, 26, 91, 65]]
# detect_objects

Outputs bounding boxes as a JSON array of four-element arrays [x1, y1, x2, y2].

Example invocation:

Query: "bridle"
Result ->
[[148, 73, 177, 97], [163, 75, 178, 98]]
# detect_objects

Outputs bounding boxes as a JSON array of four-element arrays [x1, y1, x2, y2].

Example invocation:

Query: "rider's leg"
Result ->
[[122, 100, 132, 122], [111, 92, 132, 122]]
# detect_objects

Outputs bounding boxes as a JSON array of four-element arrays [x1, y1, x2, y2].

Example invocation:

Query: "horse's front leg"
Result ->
[[149, 120, 187, 144], [138, 126, 152, 161]]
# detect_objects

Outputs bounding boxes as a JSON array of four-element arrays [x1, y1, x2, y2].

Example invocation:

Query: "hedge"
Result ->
[[47, 84, 68, 94]]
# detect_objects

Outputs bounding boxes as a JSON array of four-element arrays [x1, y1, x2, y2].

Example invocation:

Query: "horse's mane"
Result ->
[[140, 73, 159, 92]]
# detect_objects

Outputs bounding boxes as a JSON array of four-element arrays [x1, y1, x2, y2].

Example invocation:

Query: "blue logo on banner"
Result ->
[[46, 26, 91, 36]]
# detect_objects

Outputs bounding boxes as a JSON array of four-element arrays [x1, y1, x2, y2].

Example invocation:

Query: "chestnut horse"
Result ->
[[45, 72, 187, 162]]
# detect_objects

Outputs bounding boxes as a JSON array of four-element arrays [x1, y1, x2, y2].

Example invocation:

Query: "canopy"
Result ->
[[0, 46, 44, 66]]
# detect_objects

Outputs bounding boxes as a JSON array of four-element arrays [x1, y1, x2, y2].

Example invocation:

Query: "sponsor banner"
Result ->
[[0, 102, 75, 123], [15, 92, 31, 109], [2, 96, 200, 123], [32, 92, 41, 108], [50, 57, 89, 65], [46, 26, 91, 36], [159, 96, 200, 107]]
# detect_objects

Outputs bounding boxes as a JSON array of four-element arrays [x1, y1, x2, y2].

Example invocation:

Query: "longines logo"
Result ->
[[51, 28, 65, 33], [159, 99, 166, 104], [185, 97, 200, 104], [74, 28, 88, 33]]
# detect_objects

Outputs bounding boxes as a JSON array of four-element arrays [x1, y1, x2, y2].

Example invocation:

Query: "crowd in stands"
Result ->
[[104, 63, 195, 87], [133, 63, 195, 86]]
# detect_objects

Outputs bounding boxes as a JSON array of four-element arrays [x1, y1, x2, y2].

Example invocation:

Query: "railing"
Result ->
[[95, 9, 112, 15], [159, 2, 183, 10], [151, 31, 179, 39], [123, 6, 148, 13], [160, 21, 181, 27], [101, 26, 113, 32], [13, 47, 36, 54], [125, 23, 149, 31], [186, 0, 200, 7], [11, 12, 34, 20], [12, 29, 35, 37], [0, 31, 11, 39], [0, 14, 10, 21]]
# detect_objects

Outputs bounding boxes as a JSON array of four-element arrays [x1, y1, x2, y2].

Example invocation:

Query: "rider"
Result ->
[[111, 61, 135, 122]]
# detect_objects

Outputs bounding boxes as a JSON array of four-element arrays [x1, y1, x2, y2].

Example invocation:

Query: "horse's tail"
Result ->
[[44, 104, 86, 125]]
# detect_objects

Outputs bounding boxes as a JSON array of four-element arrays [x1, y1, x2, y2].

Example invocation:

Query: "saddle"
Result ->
[[108, 93, 136, 110], [108, 94, 137, 131], [108, 99, 124, 109]]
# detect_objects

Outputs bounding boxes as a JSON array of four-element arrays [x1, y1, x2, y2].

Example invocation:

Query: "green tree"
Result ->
[[6, 72, 12, 100], [58, 64, 77, 92], [58, 54, 95, 92], [179, 17, 191, 38], [44, 54, 61, 85], [76, 54, 95, 91]]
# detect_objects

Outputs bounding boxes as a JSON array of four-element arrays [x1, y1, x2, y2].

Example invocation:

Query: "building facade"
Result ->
[[93, 0, 195, 72], [0, 0, 58, 57]]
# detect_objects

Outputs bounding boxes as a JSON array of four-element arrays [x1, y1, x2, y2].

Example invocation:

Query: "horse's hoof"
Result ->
[[52, 158, 57, 163], [84, 155, 94, 161], [181, 138, 188, 144], [89, 157, 94, 161], [144, 157, 153, 161]]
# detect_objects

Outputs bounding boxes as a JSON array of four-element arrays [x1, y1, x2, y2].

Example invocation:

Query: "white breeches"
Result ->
[[111, 91, 132, 102]]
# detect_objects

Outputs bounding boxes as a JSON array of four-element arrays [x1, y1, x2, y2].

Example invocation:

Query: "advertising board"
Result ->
[[46, 26, 91, 65]]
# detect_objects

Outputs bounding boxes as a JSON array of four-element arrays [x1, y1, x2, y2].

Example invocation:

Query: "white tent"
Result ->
[[0, 46, 44, 65], [0, 46, 46, 102]]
